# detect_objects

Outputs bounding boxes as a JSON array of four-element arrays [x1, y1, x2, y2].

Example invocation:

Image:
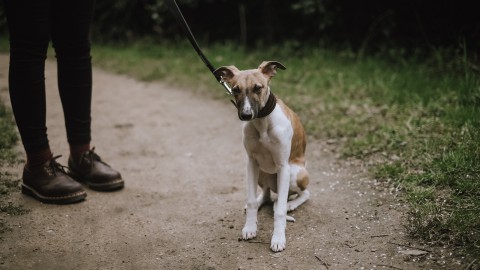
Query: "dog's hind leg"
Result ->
[[256, 187, 271, 210], [257, 171, 274, 209], [287, 166, 310, 212], [287, 189, 310, 212]]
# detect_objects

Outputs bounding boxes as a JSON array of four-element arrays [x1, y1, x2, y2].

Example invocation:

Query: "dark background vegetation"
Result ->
[[2, 0, 479, 54], [94, 0, 479, 54]]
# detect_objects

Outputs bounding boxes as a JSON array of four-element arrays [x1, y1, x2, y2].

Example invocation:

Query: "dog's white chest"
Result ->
[[250, 133, 278, 173], [243, 112, 293, 174], [250, 144, 277, 174]]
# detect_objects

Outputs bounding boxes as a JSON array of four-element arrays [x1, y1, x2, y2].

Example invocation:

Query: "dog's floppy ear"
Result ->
[[258, 61, 286, 78], [213, 65, 239, 82]]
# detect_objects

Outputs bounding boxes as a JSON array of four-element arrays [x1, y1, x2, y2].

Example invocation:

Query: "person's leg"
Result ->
[[51, 0, 95, 160], [4, 0, 86, 204], [4, 0, 53, 168], [3, 0, 88, 203], [51, 0, 124, 191]]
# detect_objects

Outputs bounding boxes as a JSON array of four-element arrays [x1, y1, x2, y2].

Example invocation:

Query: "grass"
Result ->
[[0, 97, 28, 235], [0, 39, 29, 235], [0, 98, 18, 161], [91, 40, 479, 260]]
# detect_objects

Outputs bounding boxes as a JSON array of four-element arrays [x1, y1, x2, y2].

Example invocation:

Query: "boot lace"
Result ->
[[45, 155, 69, 176], [80, 147, 109, 167]]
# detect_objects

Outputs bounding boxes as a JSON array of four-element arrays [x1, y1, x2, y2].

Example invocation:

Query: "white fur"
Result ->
[[241, 96, 254, 119], [241, 105, 309, 252]]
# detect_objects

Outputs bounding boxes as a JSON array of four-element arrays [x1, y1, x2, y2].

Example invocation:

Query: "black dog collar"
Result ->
[[257, 92, 277, 118]]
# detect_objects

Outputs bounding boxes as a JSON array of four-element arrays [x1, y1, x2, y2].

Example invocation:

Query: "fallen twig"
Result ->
[[387, 241, 432, 252], [377, 264, 403, 270], [370, 234, 390, 238], [465, 259, 477, 270], [344, 242, 357, 248], [315, 255, 330, 269], [237, 238, 270, 244]]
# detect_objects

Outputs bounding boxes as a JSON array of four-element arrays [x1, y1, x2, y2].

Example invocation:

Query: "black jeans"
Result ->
[[4, 0, 95, 153]]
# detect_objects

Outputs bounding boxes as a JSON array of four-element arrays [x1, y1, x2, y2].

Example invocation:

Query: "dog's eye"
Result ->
[[232, 87, 241, 95], [253, 84, 263, 93]]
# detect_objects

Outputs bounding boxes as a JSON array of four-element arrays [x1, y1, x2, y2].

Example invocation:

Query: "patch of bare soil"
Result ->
[[0, 55, 465, 269]]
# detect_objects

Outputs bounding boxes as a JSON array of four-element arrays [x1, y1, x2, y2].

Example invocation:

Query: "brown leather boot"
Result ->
[[68, 147, 124, 191], [22, 156, 87, 204]]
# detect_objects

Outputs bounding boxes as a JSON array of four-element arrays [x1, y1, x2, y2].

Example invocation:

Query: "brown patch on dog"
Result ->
[[277, 99, 307, 166], [296, 168, 309, 191]]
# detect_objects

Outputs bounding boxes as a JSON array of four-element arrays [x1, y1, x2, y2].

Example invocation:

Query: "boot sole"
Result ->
[[22, 184, 87, 205]]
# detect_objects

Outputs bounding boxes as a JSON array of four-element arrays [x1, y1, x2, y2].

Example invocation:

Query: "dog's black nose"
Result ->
[[239, 112, 253, 121]]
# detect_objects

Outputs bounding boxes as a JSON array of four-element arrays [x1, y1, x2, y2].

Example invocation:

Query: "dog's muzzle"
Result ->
[[239, 111, 255, 121], [238, 107, 257, 121], [237, 97, 259, 121]]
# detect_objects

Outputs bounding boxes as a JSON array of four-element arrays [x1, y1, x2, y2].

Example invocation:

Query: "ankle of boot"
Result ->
[[70, 143, 90, 162], [26, 148, 53, 170]]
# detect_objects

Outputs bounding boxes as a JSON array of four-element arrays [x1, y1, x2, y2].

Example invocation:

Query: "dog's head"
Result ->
[[214, 61, 286, 121]]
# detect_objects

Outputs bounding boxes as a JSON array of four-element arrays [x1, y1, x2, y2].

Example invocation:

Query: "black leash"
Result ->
[[166, 0, 233, 96]]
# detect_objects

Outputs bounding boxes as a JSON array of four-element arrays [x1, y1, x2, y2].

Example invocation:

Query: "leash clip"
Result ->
[[220, 76, 237, 108], [219, 76, 233, 96]]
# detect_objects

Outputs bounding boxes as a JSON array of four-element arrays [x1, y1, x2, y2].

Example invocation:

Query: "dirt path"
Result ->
[[0, 55, 461, 269]]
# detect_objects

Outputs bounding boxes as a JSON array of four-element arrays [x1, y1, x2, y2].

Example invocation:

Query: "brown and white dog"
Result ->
[[214, 61, 310, 252]]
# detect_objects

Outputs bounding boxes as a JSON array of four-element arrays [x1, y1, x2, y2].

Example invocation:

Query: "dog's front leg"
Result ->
[[242, 157, 259, 240], [271, 164, 290, 252]]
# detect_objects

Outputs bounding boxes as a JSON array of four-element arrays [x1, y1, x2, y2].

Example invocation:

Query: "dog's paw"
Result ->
[[270, 233, 286, 252], [242, 224, 257, 240], [287, 201, 300, 212], [286, 215, 296, 222]]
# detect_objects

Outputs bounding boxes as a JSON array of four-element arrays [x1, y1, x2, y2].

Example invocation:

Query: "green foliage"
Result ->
[[91, 40, 479, 259], [0, 100, 28, 235], [0, 99, 18, 162]]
